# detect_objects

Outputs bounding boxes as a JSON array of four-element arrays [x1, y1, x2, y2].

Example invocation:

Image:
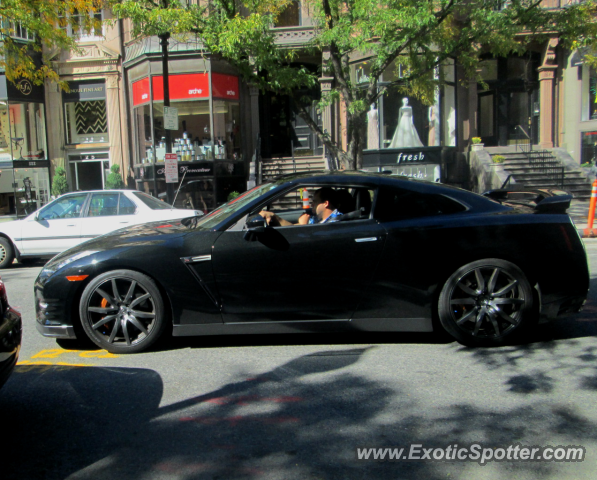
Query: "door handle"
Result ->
[[355, 237, 377, 243]]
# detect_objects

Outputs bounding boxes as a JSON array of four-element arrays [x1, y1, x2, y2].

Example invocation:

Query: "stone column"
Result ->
[[45, 81, 66, 174], [106, 74, 124, 172], [538, 37, 559, 149]]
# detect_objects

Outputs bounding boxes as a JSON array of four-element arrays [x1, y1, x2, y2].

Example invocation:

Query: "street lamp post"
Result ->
[[159, 31, 175, 204]]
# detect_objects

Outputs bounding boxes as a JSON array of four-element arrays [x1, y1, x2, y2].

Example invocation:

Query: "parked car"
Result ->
[[0, 276, 22, 389], [34, 172, 589, 353], [0, 190, 201, 268]]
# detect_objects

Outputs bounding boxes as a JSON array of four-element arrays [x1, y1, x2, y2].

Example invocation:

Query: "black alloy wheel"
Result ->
[[79, 270, 166, 354], [438, 259, 534, 346]]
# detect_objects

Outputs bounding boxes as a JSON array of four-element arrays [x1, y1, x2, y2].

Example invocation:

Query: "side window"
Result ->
[[38, 194, 88, 220], [88, 193, 119, 217], [374, 186, 466, 222], [262, 185, 375, 226], [119, 195, 136, 215]]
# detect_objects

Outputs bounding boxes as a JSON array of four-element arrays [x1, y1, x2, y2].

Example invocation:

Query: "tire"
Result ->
[[438, 259, 535, 347], [79, 270, 167, 354], [0, 237, 15, 269]]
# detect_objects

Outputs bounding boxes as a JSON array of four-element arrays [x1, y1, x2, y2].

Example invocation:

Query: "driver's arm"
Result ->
[[259, 210, 293, 227]]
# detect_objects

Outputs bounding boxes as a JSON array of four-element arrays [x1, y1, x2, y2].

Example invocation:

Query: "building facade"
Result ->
[[0, 2, 585, 216]]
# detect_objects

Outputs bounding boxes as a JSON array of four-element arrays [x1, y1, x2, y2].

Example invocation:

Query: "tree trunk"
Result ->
[[342, 112, 367, 170]]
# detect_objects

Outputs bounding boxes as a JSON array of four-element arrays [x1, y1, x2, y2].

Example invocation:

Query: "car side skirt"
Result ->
[[172, 317, 433, 336]]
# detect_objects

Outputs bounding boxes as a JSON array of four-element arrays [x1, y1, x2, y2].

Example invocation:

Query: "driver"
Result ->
[[260, 187, 342, 226]]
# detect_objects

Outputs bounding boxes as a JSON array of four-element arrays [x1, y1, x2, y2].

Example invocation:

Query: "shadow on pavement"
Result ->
[[1, 347, 596, 479]]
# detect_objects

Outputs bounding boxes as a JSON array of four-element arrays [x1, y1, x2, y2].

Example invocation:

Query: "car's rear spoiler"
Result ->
[[483, 188, 572, 214], [534, 194, 573, 214]]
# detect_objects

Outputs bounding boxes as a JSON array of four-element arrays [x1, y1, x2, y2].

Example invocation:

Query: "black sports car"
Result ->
[[34, 172, 589, 354], [0, 276, 22, 388]]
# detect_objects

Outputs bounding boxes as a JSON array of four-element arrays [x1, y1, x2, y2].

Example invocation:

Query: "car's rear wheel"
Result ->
[[0, 237, 15, 269], [438, 259, 535, 347], [79, 270, 166, 354]]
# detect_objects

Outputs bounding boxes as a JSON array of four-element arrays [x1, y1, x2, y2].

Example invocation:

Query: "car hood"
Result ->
[[45, 218, 200, 267]]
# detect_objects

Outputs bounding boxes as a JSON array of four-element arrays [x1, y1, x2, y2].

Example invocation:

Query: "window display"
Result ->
[[3, 102, 47, 160], [388, 97, 424, 148], [63, 81, 108, 144], [581, 131, 597, 165], [582, 65, 597, 122]]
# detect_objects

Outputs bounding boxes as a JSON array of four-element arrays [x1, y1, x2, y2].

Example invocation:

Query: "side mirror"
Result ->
[[244, 215, 266, 241]]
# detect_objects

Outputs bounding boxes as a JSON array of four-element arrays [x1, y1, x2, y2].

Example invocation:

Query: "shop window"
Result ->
[[213, 101, 242, 160], [381, 91, 434, 149], [356, 59, 451, 150], [581, 131, 597, 165], [133, 104, 152, 164], [582, 66, 597, 122], [3, 102, 47, 160], [65, 99, 108, 144]]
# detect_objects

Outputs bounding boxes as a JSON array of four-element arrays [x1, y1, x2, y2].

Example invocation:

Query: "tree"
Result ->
[[51, 166, 69, 196], [0, 0, 103, 87], [111, 0, 597, 169], [105, 164, 125, 189]]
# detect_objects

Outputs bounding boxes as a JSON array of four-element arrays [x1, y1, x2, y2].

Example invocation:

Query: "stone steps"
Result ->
[[487, 149, 593, 199]]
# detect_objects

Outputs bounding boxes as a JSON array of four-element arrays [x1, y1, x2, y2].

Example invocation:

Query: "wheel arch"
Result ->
[[430, 249, 542, 328], [68, 264, 175, 339], [0, 232, 21, 260]]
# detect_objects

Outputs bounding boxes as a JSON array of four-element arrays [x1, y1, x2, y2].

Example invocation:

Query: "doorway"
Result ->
[[476, 54, 539, 147], [70, 160, 108, 191]]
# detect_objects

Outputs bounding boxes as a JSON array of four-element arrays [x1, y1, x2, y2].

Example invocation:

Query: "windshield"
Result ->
[[189, 182, 279, 230], [132, 192, 175, 210]]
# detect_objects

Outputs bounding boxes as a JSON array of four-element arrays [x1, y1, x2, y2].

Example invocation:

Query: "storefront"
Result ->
[[63, 80, 111, 190], [129, 60, 246, 211], [355, 59, 457, 180], [0, 76, 50, 217]]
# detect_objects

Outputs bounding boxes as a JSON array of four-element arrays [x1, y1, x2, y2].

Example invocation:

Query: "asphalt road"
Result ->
[[1, 241, 597, 480]]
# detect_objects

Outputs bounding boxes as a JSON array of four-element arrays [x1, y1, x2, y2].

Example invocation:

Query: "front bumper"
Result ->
[[35, 322, 76, 339], [35, 287, 76, 339]]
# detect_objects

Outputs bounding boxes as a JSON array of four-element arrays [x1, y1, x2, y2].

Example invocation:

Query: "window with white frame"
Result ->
[[0, 19, 35, 41], [59, 9, 103, 41]]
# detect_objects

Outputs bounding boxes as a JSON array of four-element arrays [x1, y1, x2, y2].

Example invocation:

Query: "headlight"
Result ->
[[40, 250, 100, 279]]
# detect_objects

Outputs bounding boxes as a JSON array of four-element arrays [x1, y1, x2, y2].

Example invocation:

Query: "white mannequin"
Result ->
[[367, 103, 379, 149], [389, 97, 423, 148]]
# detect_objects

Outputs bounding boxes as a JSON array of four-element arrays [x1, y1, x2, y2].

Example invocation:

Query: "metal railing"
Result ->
[[528, 150, 565, 188], [515, 125, 532, 154], [512, 125, 565, 188]]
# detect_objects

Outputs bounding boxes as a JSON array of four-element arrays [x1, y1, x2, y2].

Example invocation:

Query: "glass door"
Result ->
[[478, 91, 497, 146]]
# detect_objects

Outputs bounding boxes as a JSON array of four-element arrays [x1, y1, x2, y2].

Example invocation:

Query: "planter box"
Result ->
[[471, 144, 484, 152]]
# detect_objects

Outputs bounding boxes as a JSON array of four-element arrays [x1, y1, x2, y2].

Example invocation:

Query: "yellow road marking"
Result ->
[[30, 348, 119, 359]]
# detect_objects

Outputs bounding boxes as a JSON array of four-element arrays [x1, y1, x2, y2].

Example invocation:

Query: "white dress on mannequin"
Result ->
[[388, 97, 423, 148], [367, 104, 379, 149]]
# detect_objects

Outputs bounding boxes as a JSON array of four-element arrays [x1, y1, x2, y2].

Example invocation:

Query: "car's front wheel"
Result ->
[[0, 237, 15, 269], [438, 259, 535, 347], [79, 270, 167, 354]]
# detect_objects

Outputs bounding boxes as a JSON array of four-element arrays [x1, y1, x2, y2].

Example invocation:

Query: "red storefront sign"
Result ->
[[153, 73, 210, 101], [132, 73, 239, 106], [212, 73, 239, 100], [132, 77, 151, 106]]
